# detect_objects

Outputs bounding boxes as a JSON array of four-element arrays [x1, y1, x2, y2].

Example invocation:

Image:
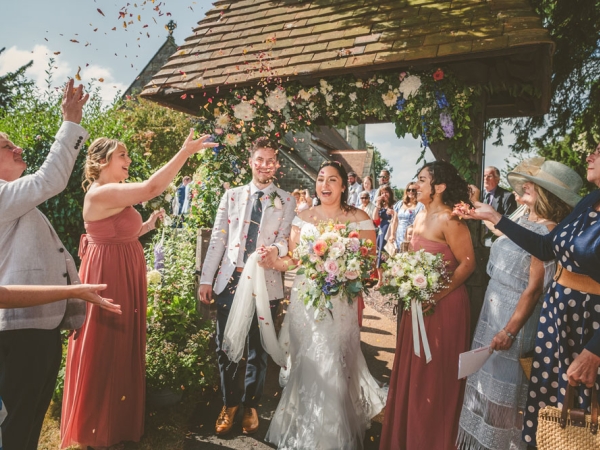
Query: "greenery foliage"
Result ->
[[0, 47, 33, 109], [145, 225, 217, 393], [188, 68, 477, 228], [490, 0, 600, 171]]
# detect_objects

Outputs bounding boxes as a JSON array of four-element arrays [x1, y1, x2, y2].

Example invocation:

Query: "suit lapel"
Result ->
[[237, 186, 250, 245]]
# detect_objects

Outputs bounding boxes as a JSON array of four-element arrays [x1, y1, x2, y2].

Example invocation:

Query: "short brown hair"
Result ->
[[250, 137, 279, 158]]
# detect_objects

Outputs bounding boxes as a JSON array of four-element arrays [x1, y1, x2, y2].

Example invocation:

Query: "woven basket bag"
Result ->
[[537, 384, 599, 450]]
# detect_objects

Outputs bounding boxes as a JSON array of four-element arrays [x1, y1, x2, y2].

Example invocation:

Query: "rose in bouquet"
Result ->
[[293, 220, 375, 320], [380, 249, 450, 315]]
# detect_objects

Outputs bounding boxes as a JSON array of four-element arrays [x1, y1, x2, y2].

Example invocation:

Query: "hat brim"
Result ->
[[507, 172, 581, 207]]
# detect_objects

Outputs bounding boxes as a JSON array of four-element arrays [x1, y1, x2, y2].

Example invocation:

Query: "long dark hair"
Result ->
[[418, 161, 472, 207], [315, 160, 354, 212], [378, 185, 395, 208]]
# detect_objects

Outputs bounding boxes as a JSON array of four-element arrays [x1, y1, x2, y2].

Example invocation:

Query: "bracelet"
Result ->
[[502, 328, 517, 341]]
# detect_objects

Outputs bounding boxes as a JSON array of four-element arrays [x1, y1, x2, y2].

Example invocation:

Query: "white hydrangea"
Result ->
[[233, 101, 255, 121], [265, 88, 288, 111], [399, 74, 422, 98]]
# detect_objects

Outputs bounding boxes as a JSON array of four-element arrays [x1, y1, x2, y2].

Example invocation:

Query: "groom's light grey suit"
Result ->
[[200, 182, 295, 407]]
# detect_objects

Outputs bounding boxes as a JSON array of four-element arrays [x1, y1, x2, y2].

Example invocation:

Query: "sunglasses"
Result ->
[[360, 196, 369, 200], [378, 175, 388, 179], [407, 189, 416, 193]]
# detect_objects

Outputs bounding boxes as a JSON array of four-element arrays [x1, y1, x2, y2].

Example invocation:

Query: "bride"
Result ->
[[260, 161, 387, 450]]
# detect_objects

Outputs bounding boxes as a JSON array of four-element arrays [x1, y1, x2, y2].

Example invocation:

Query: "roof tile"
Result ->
[[141, 0, 554, 103]]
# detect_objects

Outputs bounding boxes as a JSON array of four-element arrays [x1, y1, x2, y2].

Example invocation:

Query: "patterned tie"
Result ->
[[244, 191, 263, 263]]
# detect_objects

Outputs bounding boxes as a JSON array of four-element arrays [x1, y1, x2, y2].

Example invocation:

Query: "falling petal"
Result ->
[[97, 8, 105, 16], [75, 66, 82, 81]]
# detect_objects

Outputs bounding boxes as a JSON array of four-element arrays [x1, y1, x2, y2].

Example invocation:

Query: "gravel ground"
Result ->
[[364, 289, 400, 323]]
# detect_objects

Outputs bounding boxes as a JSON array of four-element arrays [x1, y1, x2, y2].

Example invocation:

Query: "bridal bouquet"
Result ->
[[294, 220, 375, 319], [380, 249, 450, 363], [380, 249, 450, 312]]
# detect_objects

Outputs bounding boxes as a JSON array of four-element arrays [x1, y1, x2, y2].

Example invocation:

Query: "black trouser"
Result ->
[[0, 327, 62, 450], [215, 272, 279, 408]]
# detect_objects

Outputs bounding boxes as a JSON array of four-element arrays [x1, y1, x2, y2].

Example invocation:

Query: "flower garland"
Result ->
[[189, 68, 477, 228]]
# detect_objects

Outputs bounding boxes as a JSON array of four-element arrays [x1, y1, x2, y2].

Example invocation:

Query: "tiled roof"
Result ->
[[141, 0, 553, 117], [329, 150, 370, 179]]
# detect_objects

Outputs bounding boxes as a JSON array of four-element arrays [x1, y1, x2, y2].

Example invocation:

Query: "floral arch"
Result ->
[[188, 68, 477, 228]]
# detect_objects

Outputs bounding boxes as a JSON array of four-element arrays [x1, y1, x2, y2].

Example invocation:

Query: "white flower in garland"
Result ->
[[233, 101, 255, 121], [319, 79, 332, 94], [382, 90, 397, 108], [224, 133, 241, 147], [265, 87, 288, 111], [215, 114, 231, 129], [349, 92, 357, 102], [355, 80, 364, 88], [265, 120, 276, 132], [399, 75, 422, 98], [297, 89, 312, 101]]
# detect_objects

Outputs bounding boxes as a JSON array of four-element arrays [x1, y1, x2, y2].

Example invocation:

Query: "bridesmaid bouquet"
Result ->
[[380, 249, 450, 362], [380, 249, 450, 313], [294, 220, 375, 320]]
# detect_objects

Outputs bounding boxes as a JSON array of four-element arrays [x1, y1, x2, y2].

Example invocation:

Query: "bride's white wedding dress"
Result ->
[[266, 217, 387, 450]]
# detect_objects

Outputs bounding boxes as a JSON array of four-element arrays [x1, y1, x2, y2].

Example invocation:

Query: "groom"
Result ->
[[199, 137, 295, 435]]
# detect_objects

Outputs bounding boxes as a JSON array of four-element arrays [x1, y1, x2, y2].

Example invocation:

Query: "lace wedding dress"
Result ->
[[265, 217, 387, 450]]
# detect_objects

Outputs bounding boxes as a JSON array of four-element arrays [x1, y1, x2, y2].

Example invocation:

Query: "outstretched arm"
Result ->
[[0, 284, 120, 313], [87, 130, 217, 211]]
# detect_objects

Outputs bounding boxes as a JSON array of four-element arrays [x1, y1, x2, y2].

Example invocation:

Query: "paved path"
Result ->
[[184, 299, 397, 449]]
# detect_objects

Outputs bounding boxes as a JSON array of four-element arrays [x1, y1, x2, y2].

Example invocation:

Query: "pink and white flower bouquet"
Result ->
[[380, 249, 450, 315], [294, 220, 375, 319]]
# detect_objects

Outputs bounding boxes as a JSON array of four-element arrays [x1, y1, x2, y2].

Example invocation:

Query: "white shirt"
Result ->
[[235, 182, 276, 268], [348, 181, 364, 207]]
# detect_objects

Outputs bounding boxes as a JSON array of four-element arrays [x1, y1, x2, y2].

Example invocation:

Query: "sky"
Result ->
[[1, 0, 518, 189]]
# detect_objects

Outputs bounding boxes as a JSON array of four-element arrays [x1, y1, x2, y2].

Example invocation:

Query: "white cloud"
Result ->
[[0, 45, 126, 104]]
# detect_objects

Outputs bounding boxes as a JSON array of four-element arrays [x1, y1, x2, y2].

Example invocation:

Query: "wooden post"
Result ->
[[195, 228, 216, 320]]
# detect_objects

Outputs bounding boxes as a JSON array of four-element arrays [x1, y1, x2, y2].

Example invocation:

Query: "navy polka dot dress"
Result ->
[[522, 207, 600, 446]]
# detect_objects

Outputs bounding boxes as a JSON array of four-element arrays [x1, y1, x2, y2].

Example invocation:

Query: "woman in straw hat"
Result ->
[[456, 158, 580, 450], [455, 147, 600, 448]]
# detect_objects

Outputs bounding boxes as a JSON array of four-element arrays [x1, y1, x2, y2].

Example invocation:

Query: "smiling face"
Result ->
[[0, 136, 26, 182], [249, 147, 278, 187], [316, 165, 345, 206], [407, 184, 417, 199], [363, 177, 372, 191], [415, 168, 434, 205], [586, 143, 600, 186], [101, 144, 131, 182], [519, 181, 538, 208]]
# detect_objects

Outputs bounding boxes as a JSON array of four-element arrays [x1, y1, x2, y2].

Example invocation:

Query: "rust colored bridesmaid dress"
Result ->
[[380, 235, 471, 450], [61, 207, 147, 448]]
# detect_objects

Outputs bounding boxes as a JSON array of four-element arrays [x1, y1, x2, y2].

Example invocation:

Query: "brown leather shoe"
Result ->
[[215, 405, 239, 435], [241, 407, 259, 434]]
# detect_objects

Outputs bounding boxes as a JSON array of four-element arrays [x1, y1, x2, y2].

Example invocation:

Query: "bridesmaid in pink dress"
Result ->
[[380, 161, 476, 450], [60, 130, 215, 449]]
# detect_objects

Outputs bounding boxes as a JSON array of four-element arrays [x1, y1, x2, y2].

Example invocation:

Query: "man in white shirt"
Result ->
[[347, 171, 363, 207]]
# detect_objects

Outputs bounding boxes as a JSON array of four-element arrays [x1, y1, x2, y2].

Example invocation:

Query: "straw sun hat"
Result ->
[[507, 157, 582, 207]]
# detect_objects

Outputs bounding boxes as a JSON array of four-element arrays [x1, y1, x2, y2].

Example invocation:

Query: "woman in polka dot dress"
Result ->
[[457, 159, 580, 450], [457, 145, 600, 447]]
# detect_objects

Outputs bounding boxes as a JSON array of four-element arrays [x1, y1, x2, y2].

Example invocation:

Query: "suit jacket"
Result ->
[[485, 186, 518, 217], [200, 184, 296, 300], [0, 121, 89, 331]]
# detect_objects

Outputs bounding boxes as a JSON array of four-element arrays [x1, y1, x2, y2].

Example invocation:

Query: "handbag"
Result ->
[[384, 240, 397, 257], [519, 351, 533, 381], [536, 383, 599, 449]]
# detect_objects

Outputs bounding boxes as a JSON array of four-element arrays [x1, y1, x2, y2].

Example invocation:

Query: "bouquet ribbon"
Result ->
[[411, 298, 432, 363], [222, 252, 287, 367]]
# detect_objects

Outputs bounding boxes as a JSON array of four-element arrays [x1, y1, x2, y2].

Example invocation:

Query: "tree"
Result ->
[[369, 144, 395, 187], [0, 47, 33, 110], [491, 1, 600, 162]]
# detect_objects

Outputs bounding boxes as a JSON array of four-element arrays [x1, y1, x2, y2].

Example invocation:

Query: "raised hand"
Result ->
[[181, 129, 219, 156], [62, 78, 90, 124], [452, 201, 501, 224]]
